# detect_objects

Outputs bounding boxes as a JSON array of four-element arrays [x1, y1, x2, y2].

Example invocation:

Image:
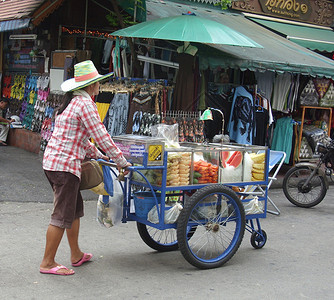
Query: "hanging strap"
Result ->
[[102, 165, 114, 197]]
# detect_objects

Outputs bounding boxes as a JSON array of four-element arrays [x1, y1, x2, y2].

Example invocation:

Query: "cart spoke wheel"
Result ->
[[177, 184, 245, 269], [137, 223, 179, 252], [250, 229, 267, 249]]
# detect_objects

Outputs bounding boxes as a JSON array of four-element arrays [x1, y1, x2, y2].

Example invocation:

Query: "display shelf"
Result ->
[[297, 106, 332, 162]]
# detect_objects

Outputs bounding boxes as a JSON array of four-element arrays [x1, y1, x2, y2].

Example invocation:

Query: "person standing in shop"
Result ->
[[40, 60, 131, 276], [0, 98, 14, 146]]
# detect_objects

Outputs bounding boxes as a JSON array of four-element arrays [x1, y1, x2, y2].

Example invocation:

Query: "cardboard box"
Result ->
[[51, 50, 92, 68]]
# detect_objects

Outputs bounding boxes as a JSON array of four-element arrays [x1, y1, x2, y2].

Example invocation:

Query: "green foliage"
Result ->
[[106, 0, 145, 28], [106, 11, 137, 27], [215, 0, 232, 10]]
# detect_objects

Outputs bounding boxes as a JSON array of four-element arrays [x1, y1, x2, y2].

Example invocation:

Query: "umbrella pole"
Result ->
[[83, 0, 88, 50]]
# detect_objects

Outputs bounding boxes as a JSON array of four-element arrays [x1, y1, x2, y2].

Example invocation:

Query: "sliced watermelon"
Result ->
[[227, 151, 243, 168], [220, 151, 230, 168], [226, 151, 238, 164]]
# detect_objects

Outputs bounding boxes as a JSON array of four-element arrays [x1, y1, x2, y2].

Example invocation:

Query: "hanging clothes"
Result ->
[[111, 38, 122, 77], [314, 78, 332, 99], [96, 102, 110, 122], [271, 73, 292, 112], [286, 74, 300, 112], [255, 71, 275, 100], [102, 40, 113, 65], [228, 86, 255, 145], [254, 106, 269, 146], [271, 116, 294, 164], [259, 94, 274, 126], [172, 43, 198, 111], [205, 91, 232, 139], [143, 52, 150, 79], [299, 79, 319, 106], [319, 82, 334, 107], [121, 49, 130, 78], [105, 92, 129, 137]]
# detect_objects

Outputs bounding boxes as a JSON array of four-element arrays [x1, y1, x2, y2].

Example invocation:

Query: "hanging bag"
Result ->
[[96, 165, 124, 228], [80, 160, 103, 190]]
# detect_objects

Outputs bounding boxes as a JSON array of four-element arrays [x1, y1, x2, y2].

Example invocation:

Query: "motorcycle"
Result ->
[[283, 138, 334, 208]]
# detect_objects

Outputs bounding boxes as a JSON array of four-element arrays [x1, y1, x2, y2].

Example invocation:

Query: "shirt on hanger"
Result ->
[[228, 86, 255, 145]]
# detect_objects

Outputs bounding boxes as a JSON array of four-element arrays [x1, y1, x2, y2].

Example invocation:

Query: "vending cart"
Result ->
[[100, 135, 269, 269]]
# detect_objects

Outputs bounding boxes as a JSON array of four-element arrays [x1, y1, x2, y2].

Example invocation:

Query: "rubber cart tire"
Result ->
[[250, 229, 267, 249], [137, 222, 179, 252], [177, 184, 245, 269], [283, 166, 327, 208]]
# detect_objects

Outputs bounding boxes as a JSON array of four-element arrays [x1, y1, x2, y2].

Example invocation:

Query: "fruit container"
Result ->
[[213, 143, 268, 184], [127, 139, 268, 187], [165, 148, 192, 187], [180, 143, 268, 185]]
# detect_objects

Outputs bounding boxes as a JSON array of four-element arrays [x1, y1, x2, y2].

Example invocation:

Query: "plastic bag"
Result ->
[[243, 196, 264, 215], [147, 202, 183, 224], [96, 167, 124, 228], [151, 123, 180, 148]]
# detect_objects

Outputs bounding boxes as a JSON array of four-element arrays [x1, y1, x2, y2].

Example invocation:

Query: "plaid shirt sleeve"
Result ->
[[83, 140, 104, 159]]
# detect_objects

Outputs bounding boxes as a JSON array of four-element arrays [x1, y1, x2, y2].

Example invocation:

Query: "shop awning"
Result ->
[[0, 18, 31, 32], [248, 17, 334, 53], [0, 0, 64, 32], [145, 0, 334, 78]]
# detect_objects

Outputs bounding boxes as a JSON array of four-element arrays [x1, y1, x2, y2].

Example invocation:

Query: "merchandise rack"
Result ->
[[100, 138, 270, 269]]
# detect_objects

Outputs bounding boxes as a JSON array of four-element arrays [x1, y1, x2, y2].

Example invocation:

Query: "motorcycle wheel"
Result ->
[[283, 166, 327, 208]]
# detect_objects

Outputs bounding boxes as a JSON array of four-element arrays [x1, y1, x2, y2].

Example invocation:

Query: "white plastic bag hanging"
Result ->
[[96, 167, 124, 228], [148, 203, 183, 224], [243, 196, 264, 215]]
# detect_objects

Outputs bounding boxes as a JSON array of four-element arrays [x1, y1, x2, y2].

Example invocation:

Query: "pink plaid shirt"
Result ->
[[43, 90, 127, 178]]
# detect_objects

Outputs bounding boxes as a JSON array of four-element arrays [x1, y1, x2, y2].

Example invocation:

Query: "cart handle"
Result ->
[[97, 160, 118, 168], [97, 159, 133, 171], [97, 159, 133, 181]]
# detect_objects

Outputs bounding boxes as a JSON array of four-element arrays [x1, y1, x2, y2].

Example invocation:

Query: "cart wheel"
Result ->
[[137, 223, 179, 252], [250, 230, 267, 249], [177, 184, 245, 269]]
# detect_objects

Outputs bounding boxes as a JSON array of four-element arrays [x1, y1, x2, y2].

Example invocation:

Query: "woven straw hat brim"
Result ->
[[61, 72, 114, 92]]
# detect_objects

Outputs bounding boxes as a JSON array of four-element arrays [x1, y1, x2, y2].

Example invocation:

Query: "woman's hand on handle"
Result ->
[[119, 162, 132, 176], [101, 155, 109, 161]]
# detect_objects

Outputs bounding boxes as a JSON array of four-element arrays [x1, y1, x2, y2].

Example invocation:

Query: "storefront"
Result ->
[[138, 0, 334, 163], [1, 0, 334, 165], [0, 0, 121, 152]]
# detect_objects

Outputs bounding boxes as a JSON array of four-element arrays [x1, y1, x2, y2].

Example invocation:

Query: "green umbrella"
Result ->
[[111, 13, 262, 48]]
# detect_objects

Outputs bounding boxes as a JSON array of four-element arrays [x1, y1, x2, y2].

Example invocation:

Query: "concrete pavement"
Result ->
[[1, 146, 334, 299]]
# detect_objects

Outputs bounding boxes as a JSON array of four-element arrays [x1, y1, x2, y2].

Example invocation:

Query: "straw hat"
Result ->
[[61, 60, 113, 92]]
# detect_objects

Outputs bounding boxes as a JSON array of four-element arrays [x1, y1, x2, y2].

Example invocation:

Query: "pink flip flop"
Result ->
[[72, 253, 93, 267], [40, 265, 75, 276]]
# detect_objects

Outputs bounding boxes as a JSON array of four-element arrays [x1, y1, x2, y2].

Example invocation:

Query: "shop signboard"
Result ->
[[232, 0, 333, 26], [258, 0, 312, 21]]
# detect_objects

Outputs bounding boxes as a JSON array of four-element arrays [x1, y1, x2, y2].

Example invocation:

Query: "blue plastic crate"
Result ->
[[133, 191, 161, 219]]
